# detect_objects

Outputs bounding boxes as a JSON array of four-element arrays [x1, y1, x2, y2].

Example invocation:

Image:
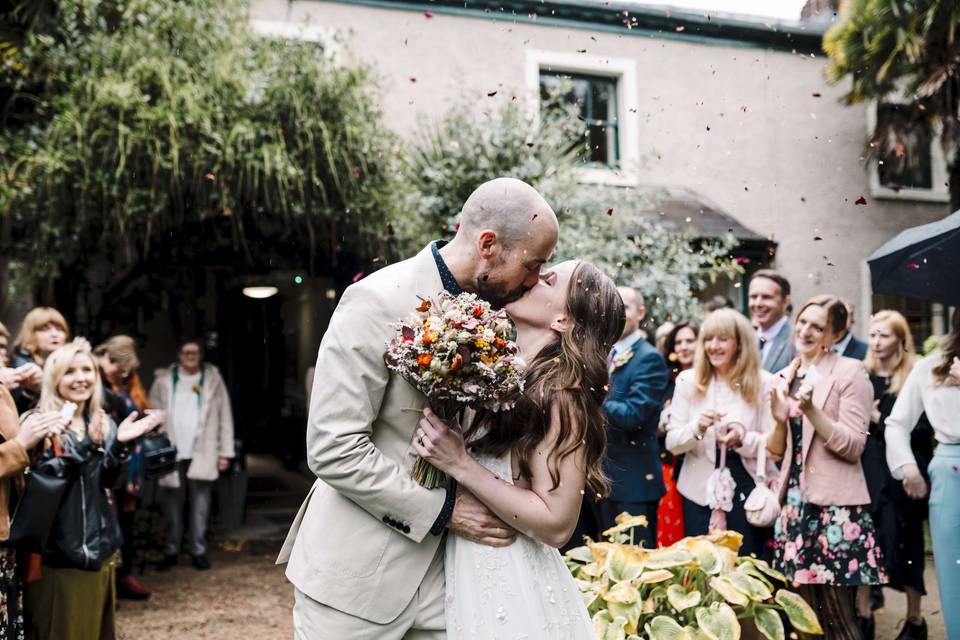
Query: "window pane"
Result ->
[[539, 71, 619, 167], [876, 104, 933, 190]]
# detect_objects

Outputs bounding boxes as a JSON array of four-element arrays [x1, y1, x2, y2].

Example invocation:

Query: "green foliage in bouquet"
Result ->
[[564, 516, 823, 640]]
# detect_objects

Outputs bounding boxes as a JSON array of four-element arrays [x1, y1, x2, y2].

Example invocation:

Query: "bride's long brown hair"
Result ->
[[469, 262, 625, 497]]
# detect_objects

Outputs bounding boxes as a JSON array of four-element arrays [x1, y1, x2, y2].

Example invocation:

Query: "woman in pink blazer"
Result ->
[[768, 295, 885, 640]]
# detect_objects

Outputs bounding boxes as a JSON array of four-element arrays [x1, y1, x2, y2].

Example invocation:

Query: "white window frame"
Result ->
[[525, 50, 639, 187], [866, 99, 949, 203]]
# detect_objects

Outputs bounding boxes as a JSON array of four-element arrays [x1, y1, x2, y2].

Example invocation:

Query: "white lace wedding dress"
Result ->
[[444, 450, 594, 639]]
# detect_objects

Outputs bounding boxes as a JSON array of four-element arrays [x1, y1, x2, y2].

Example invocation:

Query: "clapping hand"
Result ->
[[412, 408, 469, 476], [0, 368, 19, 390], [16, 411, 68, 451], [770, 385, 790, 424], [870, 399, 882, 425], [116, 411, 163, 443], [14, 363, 42, 392], [794, 381, 814, 413]]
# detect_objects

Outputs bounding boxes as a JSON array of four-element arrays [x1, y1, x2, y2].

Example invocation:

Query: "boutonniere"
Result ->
[[192, 383, 203, 395], [609, 347, 633, 373]]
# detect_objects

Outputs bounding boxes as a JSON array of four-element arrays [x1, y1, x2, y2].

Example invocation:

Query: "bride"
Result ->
[[413, 259, 625, 639]]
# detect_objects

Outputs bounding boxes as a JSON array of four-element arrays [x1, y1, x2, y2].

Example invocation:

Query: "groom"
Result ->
[[278, 177, 559, 639]]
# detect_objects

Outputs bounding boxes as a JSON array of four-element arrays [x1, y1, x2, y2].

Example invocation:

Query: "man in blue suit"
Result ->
[[565, 287, 669, 550], [833, 300, 868, 360], [748, 269, 796, 373]]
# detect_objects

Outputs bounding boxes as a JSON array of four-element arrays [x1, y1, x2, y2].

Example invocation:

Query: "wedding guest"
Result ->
[[0, 383, 66, 639], [768, 295, 884, 640], [654, 321, 674, 355], [95, 335, 154, 600], [832, 299, 868, 360], [150, 337, 235, 571], [10, 307, 68, 412], [594, 288, 668, 547], [666, 309, 777, 558], [23, 342, 161, 640], [0, 322, 9, 364], [656, 320, 699, 547], [885, 309, 960, 639], [748, 270, 795, 373], [858, 310, 932, 640]]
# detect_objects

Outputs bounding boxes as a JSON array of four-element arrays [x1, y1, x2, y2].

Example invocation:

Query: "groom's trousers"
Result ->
[[292, 543, 445, 639]]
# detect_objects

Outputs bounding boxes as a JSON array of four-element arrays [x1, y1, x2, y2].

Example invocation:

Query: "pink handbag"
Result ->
[[744, 440, 780, 527], [706, 442, 735, 531]]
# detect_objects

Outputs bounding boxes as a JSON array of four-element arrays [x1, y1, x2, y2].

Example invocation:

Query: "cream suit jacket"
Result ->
[[278, 245, 448, 624]]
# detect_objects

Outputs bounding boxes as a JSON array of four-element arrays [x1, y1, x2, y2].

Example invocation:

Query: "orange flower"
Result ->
[[417, 354, 433, 367], [494, 337, 506, 348], [422, 332, 436, 345], [472, 305, 484, 318], [417, 300, 432, 313], [450, 354, 463, 371], [479, 354, 493, 365]]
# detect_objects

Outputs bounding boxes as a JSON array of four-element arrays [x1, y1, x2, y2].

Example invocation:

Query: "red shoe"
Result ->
[[117, 575, 152, 600]]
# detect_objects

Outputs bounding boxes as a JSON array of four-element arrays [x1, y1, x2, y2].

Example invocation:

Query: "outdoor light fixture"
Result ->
[[242, 286, 279, 299], [325, 288, 337, 300]]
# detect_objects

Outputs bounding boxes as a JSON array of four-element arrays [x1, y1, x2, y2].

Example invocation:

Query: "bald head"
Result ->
[[442, 178, 559, 308], [457, 177, 558, 247], [617, 286, 646, 339]]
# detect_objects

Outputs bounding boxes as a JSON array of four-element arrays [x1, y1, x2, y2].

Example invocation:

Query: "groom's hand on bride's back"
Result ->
[[449, 489, 517, 547]]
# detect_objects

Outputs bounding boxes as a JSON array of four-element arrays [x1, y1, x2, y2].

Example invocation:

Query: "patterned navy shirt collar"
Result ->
[[431, 240, 464, 295]]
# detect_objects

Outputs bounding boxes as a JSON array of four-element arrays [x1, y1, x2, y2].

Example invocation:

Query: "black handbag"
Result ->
[[8, 437, 76, 553], [140, 433, 177, 479]]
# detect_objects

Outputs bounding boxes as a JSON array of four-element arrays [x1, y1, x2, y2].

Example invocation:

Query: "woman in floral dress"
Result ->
[[767, 295, 886, 640]]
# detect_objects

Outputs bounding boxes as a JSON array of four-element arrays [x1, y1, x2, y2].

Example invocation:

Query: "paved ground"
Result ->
[[116, 455, 949, 639]]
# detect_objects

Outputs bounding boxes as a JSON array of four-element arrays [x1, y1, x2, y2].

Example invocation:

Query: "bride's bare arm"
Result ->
[[413, 405, 588, 548]]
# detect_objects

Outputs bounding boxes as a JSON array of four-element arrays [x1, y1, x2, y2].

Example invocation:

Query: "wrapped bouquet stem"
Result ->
[[386, 293, 524, 489]]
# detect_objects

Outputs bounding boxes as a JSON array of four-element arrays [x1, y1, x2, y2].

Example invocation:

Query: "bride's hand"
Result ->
[[412, 408, 470, 477]]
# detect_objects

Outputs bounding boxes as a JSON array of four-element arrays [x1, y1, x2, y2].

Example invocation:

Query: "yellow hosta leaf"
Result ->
[[666, 584, 702, 612], [635, 569, 675, 584], [725, 571, 773, 601], [709, 576, 750, 606], [604, 615, 629, 640], [748, 558, 787, 584], [604, 581, 639, 604], [608, 599, 643, 635], [588, 540, 619, 565], [696, 602, 741, 640], [775, 589, 823, 634], [684, 538, 734, 575], [605, 545, 647, 583], [735, 561, 775, 591], [565, 545, 594, 564], [646, 616, 686, 640], [754, 606, 786, 640], [593, 610, 614, 638], [705, 530, 744, 553], [602, 512, 650, 538], [580, 562, 606, 578], [644, 548, 696, 570]]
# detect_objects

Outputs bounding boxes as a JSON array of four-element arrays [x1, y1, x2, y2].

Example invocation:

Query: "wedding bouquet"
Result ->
[[385, 292, 524, 488]]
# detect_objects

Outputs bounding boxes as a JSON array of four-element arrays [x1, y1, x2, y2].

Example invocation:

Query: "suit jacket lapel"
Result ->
[[412, 244, 445, 301]]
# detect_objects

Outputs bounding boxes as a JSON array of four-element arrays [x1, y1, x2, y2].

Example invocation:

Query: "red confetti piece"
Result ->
[[352, 271, 365, 283], [907, 263, 920, 270], [424, 10, 434, 18], [353, 167, 361, 178], [577, 49, 586, 53], [525, 142, 534, 148], [387, 223, 395, 236], [204, 172, 215, 181], [487, 91, 497, 97], [855, 196, 867, 205], [811, 92, 822, 97], [409, 77, 417, 83], [606, 208, 614, 216], [814, 236, 822, 241]]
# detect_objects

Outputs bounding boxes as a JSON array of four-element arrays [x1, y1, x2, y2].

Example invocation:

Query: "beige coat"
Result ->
[[0, 386, 30, 541], [278, 245, 447, 624], [148, 363, 234, 485]]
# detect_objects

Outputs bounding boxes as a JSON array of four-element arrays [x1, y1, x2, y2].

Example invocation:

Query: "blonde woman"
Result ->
[[885, 309, 960, 638], [855, 311, 931, 639], [665, 309, 778, 558], [22, 343, 161, 640]]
